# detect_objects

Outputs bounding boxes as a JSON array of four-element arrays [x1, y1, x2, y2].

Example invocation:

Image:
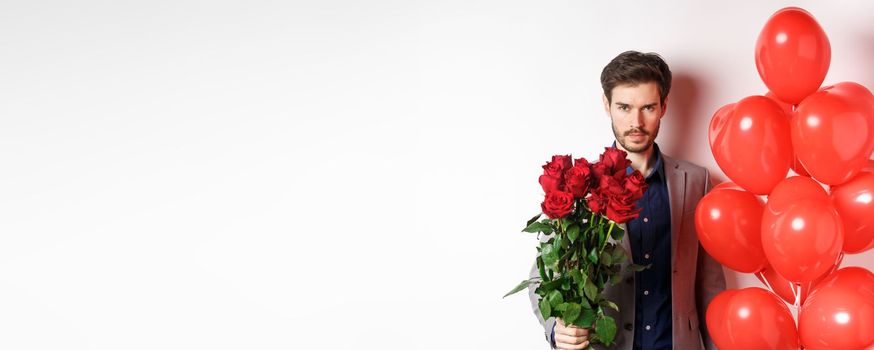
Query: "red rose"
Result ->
[[565, 161, 592, 198], [599, 147, 631, 180], [602, 175, 643, 223], [604, 184, 641, 222], [586, 166, 615, 215], [539, 174, 563, 193], [551, 155, 573, 172], [543, 155, 573, 178], [591, 162, 609, 180], [623, 171, 648, 202], [606, 199, 641, 223], [587, 191, 607, 215], [539, 155, 573, 193], [584, 169, 643, 223], [541, 191, 575, 219]]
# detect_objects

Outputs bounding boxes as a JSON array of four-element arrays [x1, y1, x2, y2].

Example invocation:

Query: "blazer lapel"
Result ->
[[663, 155, 687, 270]]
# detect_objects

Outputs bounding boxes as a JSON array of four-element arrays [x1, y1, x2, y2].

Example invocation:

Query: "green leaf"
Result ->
[[584, 279, 598, 302], [541, 244, 559, 270], [554, 302, 569, 312], [595, 315, 618, 346], [539, 278, 562, 291], [578, 294, 592, 309], [576, 307, 596, 328], [547, 290, 563, 307], [588, 247, 599, 264], [609, 272, 623, 286], [576, 272, 587, 295], [630, 263, 652, 272], [526, 213, 542, 227], [539, 298, 552, 320], [610, 224, 625, 240], [562, 303, 581, 325], [603, 300, 619, 311], [552, 237, 563, 258], [611, 245, 627, 264], [569, 269, 582, 284], [567, 224, 580, 242], [561, 278, 571, 291], [600, 250, 613, 266], [560, 218, 571, 232], [536, 256, 547, 281], [503, 279, 536, 298], [523, 221, 553, 234]]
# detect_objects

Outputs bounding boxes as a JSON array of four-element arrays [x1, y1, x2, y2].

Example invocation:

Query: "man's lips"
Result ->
[[626, 133, 646, 141]]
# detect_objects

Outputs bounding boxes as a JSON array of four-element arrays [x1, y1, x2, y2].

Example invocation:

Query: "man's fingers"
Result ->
[[564, 326, 589, 337], [554, 333, 589, 346], [555, 324, 590, 337], [555, 337, 590, 350]]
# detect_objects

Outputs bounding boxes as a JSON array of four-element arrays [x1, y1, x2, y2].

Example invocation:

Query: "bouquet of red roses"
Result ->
[[505, 147, 648, 347]]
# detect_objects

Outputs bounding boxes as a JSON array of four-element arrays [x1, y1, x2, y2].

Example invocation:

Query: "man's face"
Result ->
[[603, 82, 667, 154]]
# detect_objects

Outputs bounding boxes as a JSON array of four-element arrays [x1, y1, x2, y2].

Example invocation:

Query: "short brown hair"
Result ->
[[600, 51, 672, 105]]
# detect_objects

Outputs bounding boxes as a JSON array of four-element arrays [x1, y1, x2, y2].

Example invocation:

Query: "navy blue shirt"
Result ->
[[624, 143, 672, 350], [551, 143, 672, 349]]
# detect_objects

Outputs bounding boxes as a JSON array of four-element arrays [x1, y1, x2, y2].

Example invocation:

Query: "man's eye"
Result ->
[[645, 106, 654, 111]]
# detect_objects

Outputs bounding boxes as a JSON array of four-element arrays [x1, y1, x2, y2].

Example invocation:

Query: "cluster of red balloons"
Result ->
[[696, 7, 874, 350]]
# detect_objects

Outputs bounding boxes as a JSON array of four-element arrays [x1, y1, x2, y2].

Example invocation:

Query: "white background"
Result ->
[[2, 1, 873, 349]]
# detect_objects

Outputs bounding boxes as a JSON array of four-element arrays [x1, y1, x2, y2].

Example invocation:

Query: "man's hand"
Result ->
[[554, 318, 590, 350]]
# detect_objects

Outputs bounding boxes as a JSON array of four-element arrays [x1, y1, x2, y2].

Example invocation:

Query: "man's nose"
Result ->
[[631, 109, 644, 128]]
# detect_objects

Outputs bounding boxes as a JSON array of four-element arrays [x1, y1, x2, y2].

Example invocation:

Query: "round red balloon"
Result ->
[[765, 91, 794, 115], [709, 95, 793, 195], [762, 176, 829, 238], [706, 290, 736, 348], [761, 198, 843, 283], [799, 267, 874, 350], [707, 288, 800, 350], [830, 172, 874, 253], [765, 91, 811, 177], [708, 102, 736, 150], [695, 187, 767, 273], [793, 82, 874, 185], [756, 7, 831, 104]]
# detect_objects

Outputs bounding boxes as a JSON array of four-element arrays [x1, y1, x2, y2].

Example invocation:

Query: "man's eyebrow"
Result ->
[[615, 102, 630, 107]]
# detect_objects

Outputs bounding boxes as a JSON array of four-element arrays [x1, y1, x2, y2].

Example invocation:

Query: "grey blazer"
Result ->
[[528, 154, 726, 350]]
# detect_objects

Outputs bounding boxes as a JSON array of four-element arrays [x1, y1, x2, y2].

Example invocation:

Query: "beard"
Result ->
[[611, 117, 660, 154]]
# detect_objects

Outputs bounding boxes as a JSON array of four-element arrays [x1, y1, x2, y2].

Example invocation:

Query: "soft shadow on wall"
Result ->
[[658, 72, 699, 159], [656, 70, 743, 287], [658, 71, 732, 182]]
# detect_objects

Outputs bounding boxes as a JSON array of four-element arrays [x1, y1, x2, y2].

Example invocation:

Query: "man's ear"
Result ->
[[602, 94, 610, 116]]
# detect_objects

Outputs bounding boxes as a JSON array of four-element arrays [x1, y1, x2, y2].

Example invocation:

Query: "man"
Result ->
[[528, 51, 726, 350]]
